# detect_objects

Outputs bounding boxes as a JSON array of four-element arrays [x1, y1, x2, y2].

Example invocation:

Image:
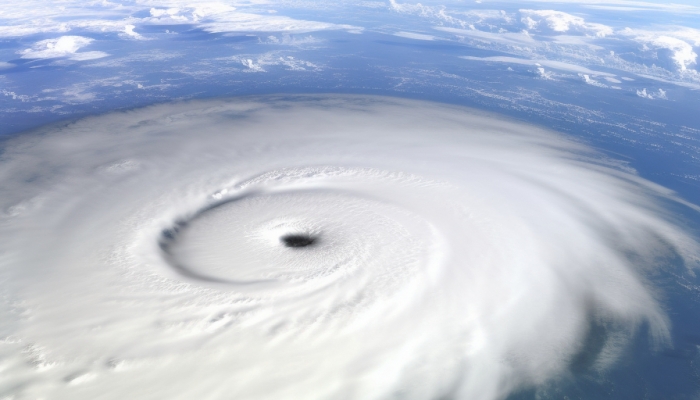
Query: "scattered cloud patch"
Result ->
[[264, 35, 322, 46], [278, 56, 320, 71], [636, 88, 667, 99], [2, 89, 32, 102], [230, 53, 321, 73], [461, 56, 616, 77], [18, 36, 108, 61], [0, 62, 14, 70], [580, 73, 608, 87], [537, 67, 555, 79], [388, 0, 467, 26], [604, 77, 622, 83], [241, 58, 265, 72]]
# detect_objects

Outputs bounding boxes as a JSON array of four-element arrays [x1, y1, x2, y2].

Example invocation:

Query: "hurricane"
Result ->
[[0, 95, 696, 399]]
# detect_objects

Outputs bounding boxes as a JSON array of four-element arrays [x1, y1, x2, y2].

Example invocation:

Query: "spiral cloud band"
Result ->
[[0, 95, 697, 399]]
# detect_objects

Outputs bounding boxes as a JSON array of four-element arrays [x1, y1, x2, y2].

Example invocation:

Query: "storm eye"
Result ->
[[281, 233, 317, 248]]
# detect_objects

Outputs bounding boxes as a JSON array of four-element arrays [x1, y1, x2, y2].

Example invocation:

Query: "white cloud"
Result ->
[[18, 36, 108, 61], [604, 77, 622, 83], [636, 88, 668, 99], [0, 62, 14, 69], [667, 27, 700, 46], [123, 24, 143, 39], [388, 0, 467, 26], [519, 9, 613, 37], [241, 58, 265, 72], [580, 73, 608, 87], [228, 52, 321, 72], [636, 88, 652, 99], [2, 89, 32, 102], [461, 56, 617, 77], [620, 28, 699, 72], [649, 36, 696, 71], [263, 34, 322, 46], [0, 1, 362, 39], [147, 3, 361, 34], [432, 9, 698, 89], [537, 67, 554, 79]]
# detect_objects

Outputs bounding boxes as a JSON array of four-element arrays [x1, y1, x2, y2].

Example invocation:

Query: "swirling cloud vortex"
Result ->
[[0, 95, 696, 399]]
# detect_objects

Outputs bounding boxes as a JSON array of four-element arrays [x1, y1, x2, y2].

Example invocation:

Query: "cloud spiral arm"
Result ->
[[0, 95, 697, 399]]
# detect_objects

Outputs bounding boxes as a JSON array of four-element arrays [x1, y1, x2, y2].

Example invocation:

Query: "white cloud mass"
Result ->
[[0, 95, 696, 399], [620, 28, 699, 72], [0, 1, 361, 38], [520, 9, 613, 37], [18, 36, 108, 60]]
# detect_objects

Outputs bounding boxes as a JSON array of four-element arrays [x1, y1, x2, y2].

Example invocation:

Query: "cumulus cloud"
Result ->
[[18, 36, 108, 61], [636, 88, 668, 99], [123, 24, 143, 39], [0, 95, 696, 399], [241, 58, 265, 72], [645, 36, 696, 71], [519, 9, 613, 37], [620, 28, 698, 72]]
